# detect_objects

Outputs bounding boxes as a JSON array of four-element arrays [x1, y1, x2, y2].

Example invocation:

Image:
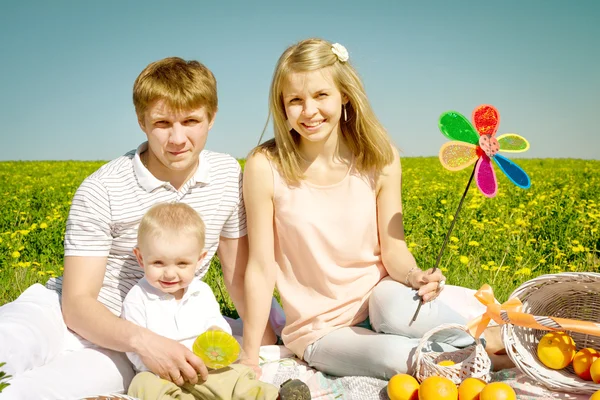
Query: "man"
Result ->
[[0, 57, 276, 399]]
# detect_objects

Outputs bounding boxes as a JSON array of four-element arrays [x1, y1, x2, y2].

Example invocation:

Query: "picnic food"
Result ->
[[479, 382, 516, 400], [573, 348, 600, 380], [418, 375, 458, 400], [437, 360, 456, 366], [536, 331, 576, 369], [590, 358, 600, 383], [387, 373, 419, 400], [457, 377, 486, 400], [192, 330, 240, 369]]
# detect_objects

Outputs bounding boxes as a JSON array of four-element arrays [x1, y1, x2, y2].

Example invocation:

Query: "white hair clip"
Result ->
[[331, 43, 349, 62]]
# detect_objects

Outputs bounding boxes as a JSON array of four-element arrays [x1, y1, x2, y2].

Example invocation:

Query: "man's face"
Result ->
[[139, 99, 215, 177]]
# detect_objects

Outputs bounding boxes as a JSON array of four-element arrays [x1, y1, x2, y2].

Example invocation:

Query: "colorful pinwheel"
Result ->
[[439, 104, 531, 198], [411, 105, 532, 324]]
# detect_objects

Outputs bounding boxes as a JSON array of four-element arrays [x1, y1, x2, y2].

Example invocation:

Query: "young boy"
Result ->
[[122, 202, 309, 400]]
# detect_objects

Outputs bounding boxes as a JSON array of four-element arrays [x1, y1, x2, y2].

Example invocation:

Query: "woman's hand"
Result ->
[[237, 356, 262, 378], [409, 268, 446, 302]]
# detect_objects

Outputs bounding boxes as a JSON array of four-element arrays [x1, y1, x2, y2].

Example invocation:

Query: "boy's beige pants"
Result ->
[[128, 364, 279, 400]]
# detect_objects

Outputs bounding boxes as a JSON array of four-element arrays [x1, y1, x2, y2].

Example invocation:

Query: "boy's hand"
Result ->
[[206, 325, 224, 332]]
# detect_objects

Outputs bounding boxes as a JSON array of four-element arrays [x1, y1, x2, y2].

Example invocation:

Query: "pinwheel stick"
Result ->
[[410, 162, 477, 324]]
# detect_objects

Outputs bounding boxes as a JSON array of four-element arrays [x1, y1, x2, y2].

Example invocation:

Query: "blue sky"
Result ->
[[1, 0, 598, 161]]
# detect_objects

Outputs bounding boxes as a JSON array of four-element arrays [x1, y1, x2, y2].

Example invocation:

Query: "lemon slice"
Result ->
[[192, 330, 241, 369]]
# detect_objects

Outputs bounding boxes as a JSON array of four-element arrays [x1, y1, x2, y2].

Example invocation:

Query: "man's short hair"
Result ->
[[133, 57, 218, 120]]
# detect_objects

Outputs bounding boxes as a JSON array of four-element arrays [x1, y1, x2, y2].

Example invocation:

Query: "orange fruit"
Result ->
[[438, 360, 456, 366], [387, 373, 419, 400], [590, 389, 600, 400], [457, 377, 486, 400], [573, 348, 600, 380], [590, 358, 600, 383], [479, 382, 516, 400], [418, 375, 458, 400], [536, 331, 576, 369]]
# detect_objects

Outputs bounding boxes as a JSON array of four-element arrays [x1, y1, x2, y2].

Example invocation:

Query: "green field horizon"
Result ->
[[1, 158, 598, 316]]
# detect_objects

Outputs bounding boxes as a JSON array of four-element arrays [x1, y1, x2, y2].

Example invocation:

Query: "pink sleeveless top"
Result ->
[[271, 162, 388, 358]]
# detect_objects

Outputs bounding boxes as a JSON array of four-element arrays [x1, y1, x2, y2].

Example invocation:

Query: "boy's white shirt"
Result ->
[[121, 277, 232, 372]]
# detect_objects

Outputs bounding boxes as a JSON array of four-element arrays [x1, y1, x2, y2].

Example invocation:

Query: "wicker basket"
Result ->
[[502, 272, 600, 394], [413, 323, 492, 384]]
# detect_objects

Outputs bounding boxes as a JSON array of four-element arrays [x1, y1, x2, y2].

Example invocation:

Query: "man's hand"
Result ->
[[136, 331, 208, 386]]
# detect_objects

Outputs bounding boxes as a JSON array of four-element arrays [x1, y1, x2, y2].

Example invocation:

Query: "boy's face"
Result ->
[[138, 99, 216, 176], [133, 232, 206, 300]]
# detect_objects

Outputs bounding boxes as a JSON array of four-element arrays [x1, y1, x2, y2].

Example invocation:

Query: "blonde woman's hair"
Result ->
[[133, 57, 218, 121], [253, 38, 395, 184], [137, 202, 205, 251]]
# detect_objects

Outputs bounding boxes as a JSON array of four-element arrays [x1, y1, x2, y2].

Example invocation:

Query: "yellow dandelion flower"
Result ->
[[37, 271, 46, 276], [515, 267, 532, 276], [440, 267, 448, 272], [481, 265, 490, 270], [450, 237, 459, 243], [468, 241, 480, 247], [572, 240, 580, 245], [449, 245, 459, 250], [11, 251, 20, 258], [459, 256, 469, 265], [435, 212, 442, 217], [539, 259, 547, 264], [448, 215, 454, 221], [441, 200, 447, 205], [408, 242, 418, 248], [40, 222, 48, 229], [515, 256, 523, 262]]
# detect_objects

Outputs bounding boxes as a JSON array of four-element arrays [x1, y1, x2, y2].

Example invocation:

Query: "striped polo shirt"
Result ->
[[46, 142, 247, 316]]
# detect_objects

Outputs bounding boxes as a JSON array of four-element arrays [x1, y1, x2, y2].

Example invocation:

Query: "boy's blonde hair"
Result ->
[[254, 38, 395, 184], [137, 202, 205, 251], [133, 57, 218, 121]]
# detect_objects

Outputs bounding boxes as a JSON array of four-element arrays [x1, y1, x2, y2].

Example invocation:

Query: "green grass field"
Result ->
[[0, 158, 598, 316]]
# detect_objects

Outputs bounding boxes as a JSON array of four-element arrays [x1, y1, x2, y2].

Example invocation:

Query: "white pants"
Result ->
[[0, 284, 135, 400], [303, 278, 486, 379]]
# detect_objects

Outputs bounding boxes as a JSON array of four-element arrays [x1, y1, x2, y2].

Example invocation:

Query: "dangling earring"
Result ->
[[343, 104, 348, 122]]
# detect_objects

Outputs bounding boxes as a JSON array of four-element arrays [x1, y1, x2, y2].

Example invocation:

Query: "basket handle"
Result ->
[[413, 323, 481, 370]]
